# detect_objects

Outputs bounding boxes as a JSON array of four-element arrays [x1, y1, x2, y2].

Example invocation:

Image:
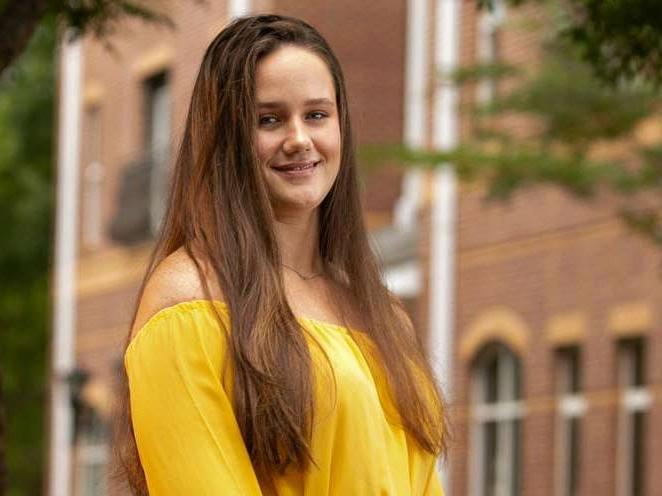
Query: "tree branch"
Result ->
[[0, 363, 6, 496], [0, 0, 50, 76]]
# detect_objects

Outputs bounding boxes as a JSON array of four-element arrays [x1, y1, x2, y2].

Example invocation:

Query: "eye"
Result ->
[[308, 111, 328, 121], [258, 115, 279, 127]]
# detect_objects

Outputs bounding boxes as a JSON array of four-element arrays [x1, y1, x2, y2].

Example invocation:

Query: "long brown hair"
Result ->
[[112, 14, 447, 494]]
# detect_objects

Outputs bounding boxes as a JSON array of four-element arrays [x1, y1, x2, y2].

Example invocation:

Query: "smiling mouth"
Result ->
[[270, 160, 321, 172]]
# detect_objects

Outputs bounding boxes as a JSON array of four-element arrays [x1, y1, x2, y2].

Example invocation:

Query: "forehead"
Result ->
[[255, 46, 336, 102]]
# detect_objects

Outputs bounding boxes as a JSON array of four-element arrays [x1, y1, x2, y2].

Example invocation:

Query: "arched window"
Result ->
[[555, 346, 585, 496], [470, 342, 523, 496]]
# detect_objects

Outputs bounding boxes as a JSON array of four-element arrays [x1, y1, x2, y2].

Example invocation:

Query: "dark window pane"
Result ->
[[632, 341, 645, 388], [631, 411, 646, 496], [568, 417, 580, 496], [485, 354, 499, 403], [511, 418, 521, 496], [619, 338, 646, 388], [484, 421, 498, 496], [556, 346, 581, 394], [567, 348, 580, 393], [144, 72, 169, 152], [512, 353, 522, 400]]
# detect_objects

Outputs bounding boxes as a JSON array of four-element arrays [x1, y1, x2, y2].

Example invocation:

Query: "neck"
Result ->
[[273, 208, 322, 276]]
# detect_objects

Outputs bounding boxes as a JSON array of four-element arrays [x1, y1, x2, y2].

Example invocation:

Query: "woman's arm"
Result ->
[[126, 300, 263, 496], [125, 249, 262, 495]]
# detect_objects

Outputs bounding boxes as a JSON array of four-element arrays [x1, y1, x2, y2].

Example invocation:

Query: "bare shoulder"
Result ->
[[130, 246, 224, 339]]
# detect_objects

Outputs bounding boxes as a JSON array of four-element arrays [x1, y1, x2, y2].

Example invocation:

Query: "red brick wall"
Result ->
[[445, 2, 662, 495]]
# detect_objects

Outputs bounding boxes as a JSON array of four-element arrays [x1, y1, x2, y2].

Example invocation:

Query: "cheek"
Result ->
[[320, 128, 341, 162], [255, 132, 276, 165]]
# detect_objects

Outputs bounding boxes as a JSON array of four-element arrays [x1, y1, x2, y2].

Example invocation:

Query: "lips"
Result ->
[[270, 160, 320, 172], [269, 160, 322, 179]]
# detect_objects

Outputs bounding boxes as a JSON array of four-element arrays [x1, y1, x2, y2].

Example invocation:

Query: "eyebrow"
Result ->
[[256, 98, 335, 109]]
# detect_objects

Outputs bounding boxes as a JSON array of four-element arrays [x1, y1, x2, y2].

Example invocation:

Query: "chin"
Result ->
[[273, 192, 326, 213], [288, 198, 323, 211]]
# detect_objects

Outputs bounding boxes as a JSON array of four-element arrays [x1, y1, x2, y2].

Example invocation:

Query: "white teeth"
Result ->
[[274, 161, 318, 172], [290, 163, 314, 171]]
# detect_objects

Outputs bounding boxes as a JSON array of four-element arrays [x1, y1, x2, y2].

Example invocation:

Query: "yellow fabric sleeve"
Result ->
[[425, 462, 444, 495], [124, 302, 263, 496]]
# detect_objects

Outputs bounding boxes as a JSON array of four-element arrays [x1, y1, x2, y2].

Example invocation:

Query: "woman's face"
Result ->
[[255, 45, 341, 215]]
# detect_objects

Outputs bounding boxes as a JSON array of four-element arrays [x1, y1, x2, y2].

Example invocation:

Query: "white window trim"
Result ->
[[384, 260, 422, 298], [558, 395, 587, 418], [621, 388, 652, 411], [473, 400, 524, 422], [555, 398, 585, 496], [616, 343, 650, 496], [469, 345, 523, 496], [554, 349, 586, 496]]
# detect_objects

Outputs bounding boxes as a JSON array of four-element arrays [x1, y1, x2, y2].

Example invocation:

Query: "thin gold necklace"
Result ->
[[282, 263, 323, 281]]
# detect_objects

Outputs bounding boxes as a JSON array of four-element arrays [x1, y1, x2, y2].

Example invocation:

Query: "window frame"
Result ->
[[616, 338, 650, 496], [469, 342, 524, 496], [554, 346, 586, 496], [143, 70, 171, 235]]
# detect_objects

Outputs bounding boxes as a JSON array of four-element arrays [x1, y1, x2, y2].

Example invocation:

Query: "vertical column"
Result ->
[[430, 0, 463, 493], [228, 0, 252, 19], [49, 34, 83, 496], [404, 0, 429, 150], [397, 0, 430, 234]]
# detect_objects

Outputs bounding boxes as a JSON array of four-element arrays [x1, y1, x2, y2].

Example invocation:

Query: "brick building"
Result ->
[[50, 1, 661, 495]]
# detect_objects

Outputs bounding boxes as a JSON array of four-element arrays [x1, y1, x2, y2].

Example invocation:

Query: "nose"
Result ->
[[282, 118, 312, 154]]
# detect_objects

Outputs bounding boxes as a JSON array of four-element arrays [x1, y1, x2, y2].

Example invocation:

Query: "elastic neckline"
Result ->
[[136, 299, 359, 340]]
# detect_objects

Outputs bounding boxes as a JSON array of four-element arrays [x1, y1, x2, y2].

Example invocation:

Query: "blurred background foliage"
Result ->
[[0, 2, 191, 494], [0, 14, 55, 496], [479, 0, 662, 87], [363, 0, 662, 247], [0, 0, 178, 74]]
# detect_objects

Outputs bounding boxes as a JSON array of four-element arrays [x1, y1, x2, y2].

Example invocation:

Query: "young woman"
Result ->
[[114, 14, 448, 495]]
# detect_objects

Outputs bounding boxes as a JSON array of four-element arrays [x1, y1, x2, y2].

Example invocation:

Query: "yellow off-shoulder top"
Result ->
[[124, 300, 444, 495]]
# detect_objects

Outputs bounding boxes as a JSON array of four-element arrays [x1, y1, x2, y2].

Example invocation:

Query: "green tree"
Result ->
[[0, 0, 176, 75], [0, 15, 55, 495], [0, 3, 201, 494], [479, 0, 662, 86], [365, 0, 662, 248], [455, 35, 661, 245], [0, 367, 6, 493], [0, 4, 190, 496], [470, 0, 662, 245]]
